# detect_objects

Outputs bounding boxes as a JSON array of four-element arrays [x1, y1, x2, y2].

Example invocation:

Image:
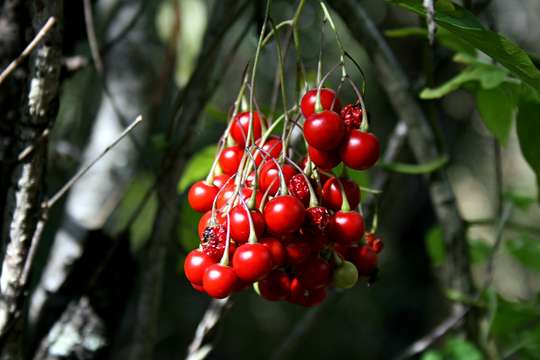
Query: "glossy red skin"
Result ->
[[229, 205, 265, 244], [219, 146, 244, 175], [322, 177, 361, 211], [328, 211, 365, 244], [253, 136, 282, 165], [298, 258, 332, 290], [184, 249, 215, 285], [191, 282, 206, 293], [215, 183, 262, 209], [350, 245, 378, 276], [289, 278, 327, 306], [260, 237, 286, 268], [263, 195, 306, 235], [285, 241, 311, 266], [259, 162, 297, 195], [304, 110, 346, 151], [308, 146, 341, 170], [300, 88, 341, 118], [340, 130, 380, 170], [333, 242, 351, 259], [230, 111, 264, 147], [232, 243, 273, 282], [212, 174, 230, 189], [198, 211, 226, 239], [188, 181, 219, 213], [259, 269, 290, 301], [203, 264, 237, 299]]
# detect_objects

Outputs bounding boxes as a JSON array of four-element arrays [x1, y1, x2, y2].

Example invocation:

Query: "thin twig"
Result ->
[[46, 115, 143, 208], [83, 0, 103, 73], [0, 17, 56, 85]]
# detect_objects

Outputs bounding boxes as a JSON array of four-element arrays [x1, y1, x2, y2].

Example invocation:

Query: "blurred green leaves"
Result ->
[[177, 145, 217, 193], [421, 339, 483, 360], [379, 155, 448, 174], [506, 236, 540, 274], [516, 96, 540, 201]]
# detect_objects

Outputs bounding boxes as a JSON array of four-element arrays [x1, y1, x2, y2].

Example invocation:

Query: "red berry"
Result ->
[[191, 282, 206, 293], [298, 257, 331, 290], [350, 245, 378, 276], [328, 211, 365, 244], [259, 162, 297, 196], [334, 242, 351, 259], [215, 183, 262, 209], [259, 270, 290, 301], [289, 278, 327, 306], [219, 146, 244, 175], [230, 111, 264, 147], [304, 110, 346, 151], [285, 241, 311, 265], [303, 206, 331, 234], [308, 145, 341, 170], [253, 136, 282, 165], [288, 173, 311, 207], [321, 177, 360, 211], [198, 211, 226, 239], [203, 264, 237, 299], [212, 174, 230, 189], [232, 243, 273, 282], [340, 130, 380, 170], [229, 205, 265, 244], [188, 181, 219, 213], [263, 195, 305, 235], [340, 103, 362, 131], [371, 238, 384, 253], [184, 249, 215, 285], [201, 225, 230, 262], [260, 237, 286, 268], [300, 88, 341, 118]]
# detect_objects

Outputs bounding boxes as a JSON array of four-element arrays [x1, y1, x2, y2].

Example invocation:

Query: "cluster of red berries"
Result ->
[[184, 87, 383, 306]]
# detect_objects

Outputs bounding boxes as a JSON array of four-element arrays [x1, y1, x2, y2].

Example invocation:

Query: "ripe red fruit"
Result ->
[[289, 278, 327, 306], [260, 237, 286, 268], [212, 174, 230, 189], [340, 130, 380, 170], [219, 146, 244, 175], [230, 111, 264, 147], [188, 181, 219, 213], [340, 103, 362, 130], [191, 282, 206, 293], [298, 258, 331, 290], [350, 245, 378, 276], [253, 136, 282, 165], [259, 162, 297, 195], [215, 183, 262, 209], [285, 241, 311, 265], [198, 211, 226, 239], [229, 205, 265, 244], [308, 145, 341, 170], [201, 225, 234, 262], [322, 177, 360, 211], [184, 249, 215, 285], [259, 270, 290, 301], [288, 173, 310, 207], [263, 195, 306, 235], [304, 110, 346, 151], [300, 88, 341, 118], [303, 206, 331, 234], [328, 211, 365, 244], [232, 243, 273, 282], [203, 264, 237, 299]]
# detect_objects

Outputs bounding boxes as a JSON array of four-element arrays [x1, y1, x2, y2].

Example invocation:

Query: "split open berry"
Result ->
[[288, 173, 310, 207], [303, 206, 331, 234], [201, 225, 228, 262], [340, 103, 362, 130]]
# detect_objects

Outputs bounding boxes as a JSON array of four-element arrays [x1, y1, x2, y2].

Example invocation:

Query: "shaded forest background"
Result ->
[[0, 0, 540, 359]]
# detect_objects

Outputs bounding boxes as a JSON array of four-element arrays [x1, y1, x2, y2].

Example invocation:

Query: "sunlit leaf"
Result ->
[[506, 236, 540, 274], [177, 145, 217, 193], [476, 83, 519, 145]]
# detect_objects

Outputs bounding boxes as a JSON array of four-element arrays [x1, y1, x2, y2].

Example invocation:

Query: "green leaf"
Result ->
[[421, 351, 443, 360], [443, 339, 483, 360], [379, 155, 448, 174], [178, 196, 201, 252], [516, 96, 540, 201], [177, 145, 217, 193], [420, 64, 509, 99], [426, 226, 445, 266], [385, 27, 476, 55], [506, 236, 540, 274], [390, 0, 540, 90], [469, 238, 491, 264], [491, 294, 540, 337], [475, 83, 519, 145], [503, 192, 536, 210]]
